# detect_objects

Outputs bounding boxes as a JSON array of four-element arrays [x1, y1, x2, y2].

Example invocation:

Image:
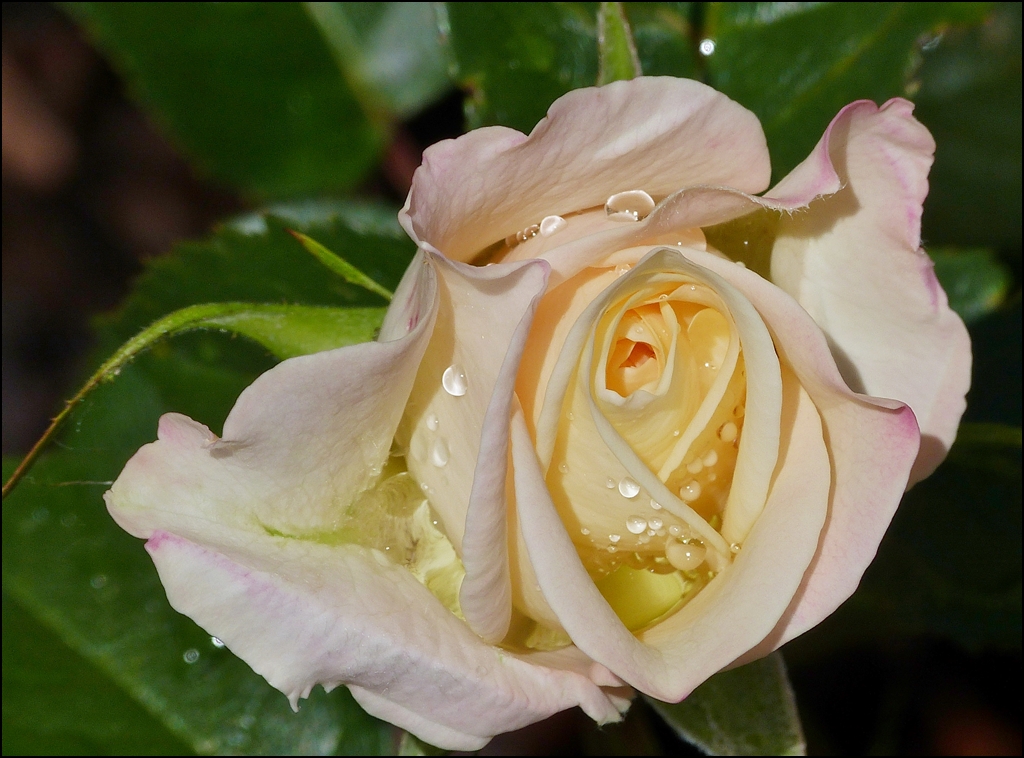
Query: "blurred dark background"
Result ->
[[2, 3, 1020, 755]]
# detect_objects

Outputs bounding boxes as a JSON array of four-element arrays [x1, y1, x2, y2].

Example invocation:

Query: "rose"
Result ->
[[105, 77, 970, 750]]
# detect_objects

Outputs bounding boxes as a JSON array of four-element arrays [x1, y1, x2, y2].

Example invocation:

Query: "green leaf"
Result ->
[[289, 230, 394, 301], [443, 2, 696, 133], [2, 203, 410, 754], [929, 247, 1012, 323], [443, 2, 600, 133], [647, 653, 806, 756], [100, 200, 413, 351], [305, 2, 453, 118], [66, 3, 385, 197], [3, 302, 384, 499], [702, 2, 993, 180], [598, 2, 642, 84], [915, 2, 1021, 249], [814, 422, 1022, 651], [3, 592, 192, 756]]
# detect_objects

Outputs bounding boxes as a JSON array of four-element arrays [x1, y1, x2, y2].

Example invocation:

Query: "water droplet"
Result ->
[[672, 429, 680, 437], [708, 472, 717, 482], [539, 215, 567, 236], [420, 481, 430, 492], [425, 413, 439, 431], [698, 38, 716, 56], [183, 648, 200, 664], [517, 224, 541, 243], [703, 449, 718, 467], [614, 263, 632, 276], [581, 527, 591, 536], [718, 421, 738, 443], [735, 260, 747, 268], [567, 411, 575, 421], [211, 636, 226, 649], [609, 533, 621, 544], [666, 541, 707, 571], [429, 438, 450, 467], [733, 405, 745, 418], [442, 365, 468, 396], [648, 517, 664, 531], [668, 525, 683, 537], [618, 477, 641, 498], [647, 529, 656, 536], [650, 499, 662, 510], [638, 532, 652, 544], [656, 528, 667, 537], [90, 574, 107, 589], [680, 480, 702, 502], [686, 458, 703, 474], [658, 293, 670, 301], [626, 515, 648, 534], [607, 545, 618, 553], [606, 477, 616, 489], [605, 190, 655, 222], [730, 542, 742, 554], [558, 462, 569, 474]]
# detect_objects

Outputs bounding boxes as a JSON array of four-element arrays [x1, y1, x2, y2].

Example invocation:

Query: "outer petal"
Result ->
[[401, 253, 549, 643], [142, 531, 624, 751], [401, 77, 770, 261], [681, 247, 921, 645], [108, 253, 438, 540], [767, 99, 970, 482]]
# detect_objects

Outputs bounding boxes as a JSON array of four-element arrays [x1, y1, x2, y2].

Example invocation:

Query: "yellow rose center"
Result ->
[[543, 267, 747, 632]]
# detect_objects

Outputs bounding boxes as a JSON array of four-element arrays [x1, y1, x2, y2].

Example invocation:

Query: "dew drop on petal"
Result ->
[[668, 524, 682, 537], [581, 527, 591, 536], [606, 477, 616, 489], [718, 421, 738, 443], [605, 190, 655, 222], [699, 38, 716, 56], [539, 215, 567, 236], [703, 449, 718, 467], [558, 462, 569, 474], [649, 499, 662, 510], [730, 542, 742, 554], [211, 637, 226, 649], [442, 365, 468, 396], [618, 477, 641, 498], [609, 533, 622, 544], [638, 532, 652, 544], [183, 648, 200, 664], [429, 438, 450, 468], [648, 517, 663, 531], [666, 541, 706, 571], [626, 515, 648, 534], [686, 458, 703, 475], [680, 480, 702, 502], [425, 413, 439, 431]]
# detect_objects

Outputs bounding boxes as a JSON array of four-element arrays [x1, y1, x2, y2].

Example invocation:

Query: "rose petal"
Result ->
[[511, 367, 829, 700], [142, 530, 624, 751], [767, 99, 970, 482], [402, 77, 771, 262], [108, 255, 437, 540], [401, 254, 549, 643], [535, 249, 782, 552], [679, 247, 922, 645]]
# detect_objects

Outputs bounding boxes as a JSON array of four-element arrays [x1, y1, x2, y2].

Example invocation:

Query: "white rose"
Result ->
[[106, 77, 971, 750]]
